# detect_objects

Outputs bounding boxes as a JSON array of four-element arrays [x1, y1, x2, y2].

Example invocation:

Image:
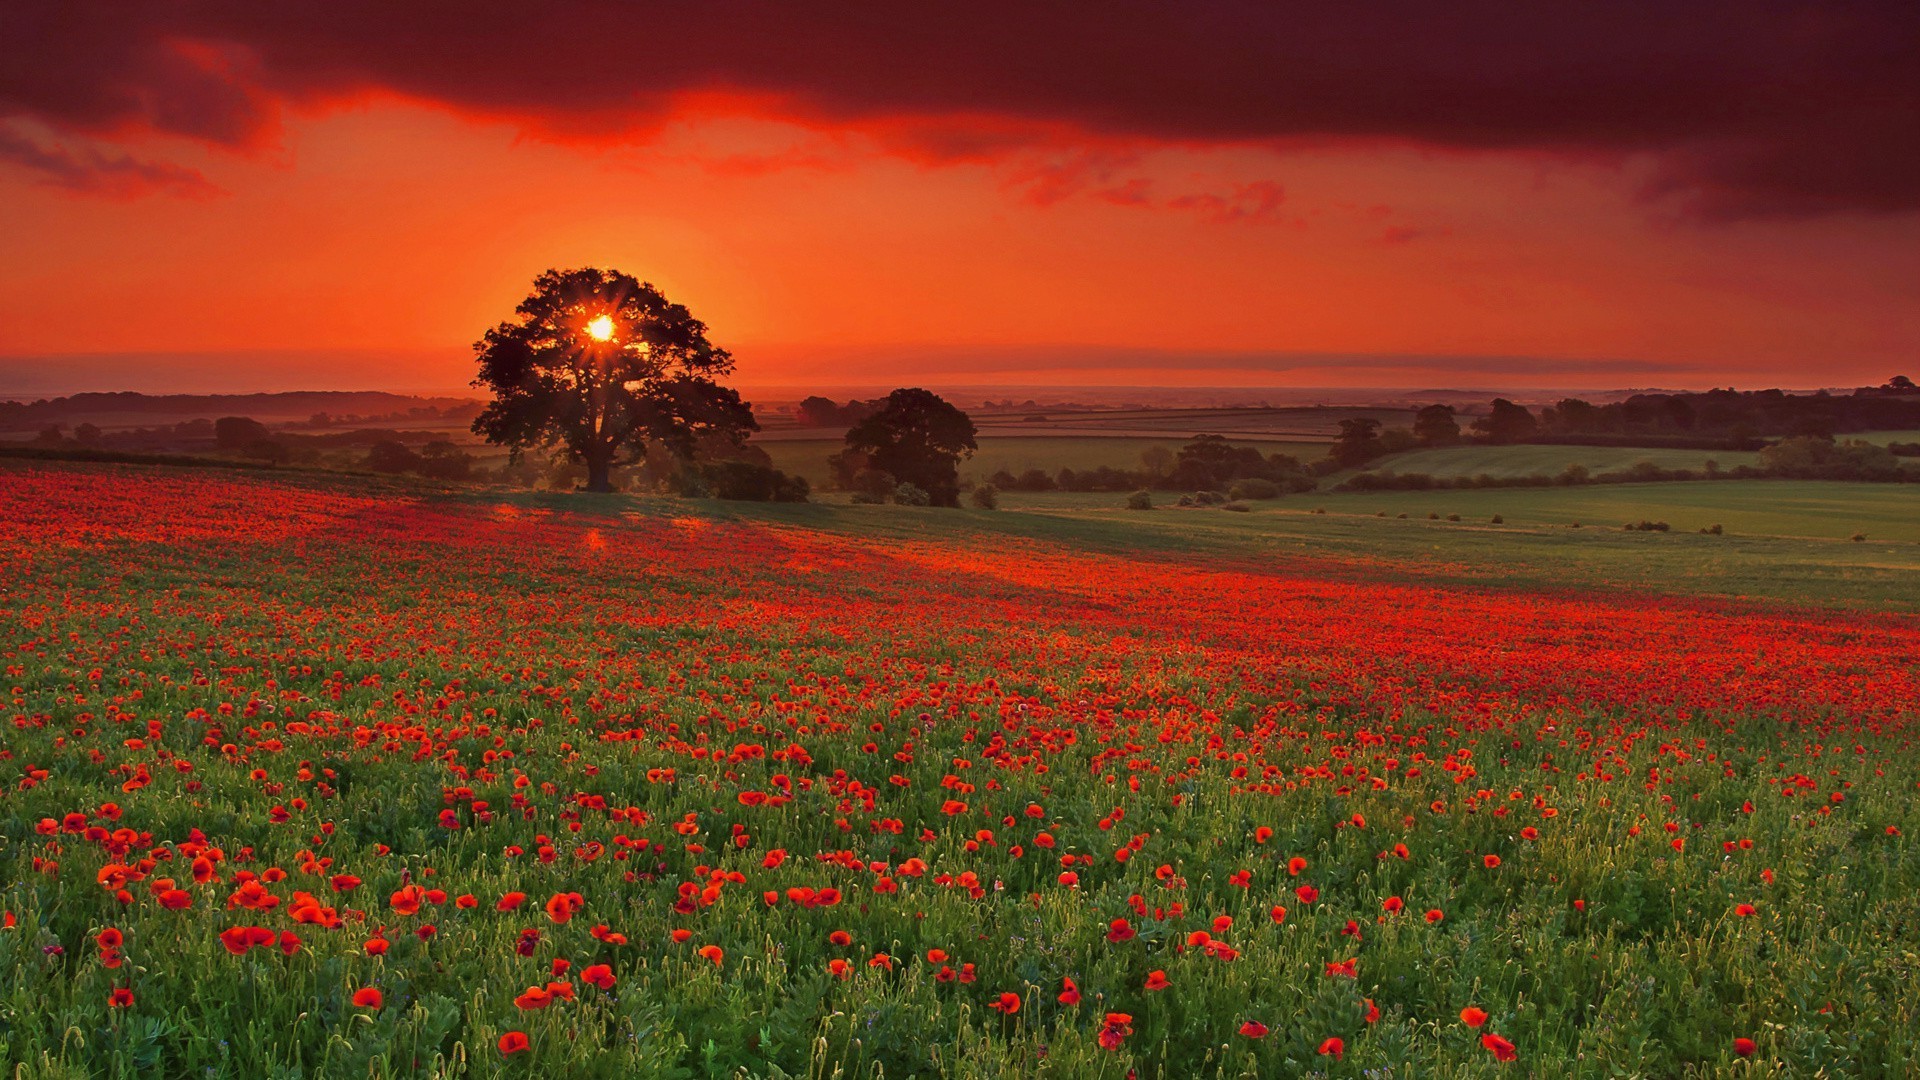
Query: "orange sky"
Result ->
[[2, 5, 1916, 394]]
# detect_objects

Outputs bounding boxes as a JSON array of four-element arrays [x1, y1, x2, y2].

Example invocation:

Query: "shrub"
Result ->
[[970, 484, 999, 510], [1704, 523, 1724, 535], [365, 440, 422, 474], [1428, 512, 1439, 519], [893, 482, 931, 507], [1126, 490, 1154, 511], [1851, 532, 1867, 542], [1624, 520, 1671, 532], [850, 491, 885, 505], [1223, 502, 1251, 512], [1446, 513, 1460, 522], [1490, 514, 1504, 524], [1227, 477, 1280, 500], [704, 461, 810, 502]]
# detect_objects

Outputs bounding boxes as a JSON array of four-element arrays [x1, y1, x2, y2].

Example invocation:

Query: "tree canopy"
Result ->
[[842, 388, 978, 506], [471, 268, 755, 492]]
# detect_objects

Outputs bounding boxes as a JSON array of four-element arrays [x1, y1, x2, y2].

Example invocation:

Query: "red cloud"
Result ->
[[2, 1, 1914, 218]]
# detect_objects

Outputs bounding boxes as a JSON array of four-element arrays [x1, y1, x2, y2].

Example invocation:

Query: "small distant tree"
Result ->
[[1140, 445, 1176, 479], [365, 440, 422, 474], [1412, 404, 1459, 445], [215, 416, 272, 452], [418, 440, 474, 481], [72, 422, 103, 446], [472, 267, 756, 493], [843, 388, 978, 507], [1331, 418, 1385, 468], [970, 483, 999, 509], [1472, 399, 1539, 444]]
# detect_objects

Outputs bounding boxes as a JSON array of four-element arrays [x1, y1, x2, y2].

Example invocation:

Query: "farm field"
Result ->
[[1362, 444, 1763, 479], [4, 460, 1919, 1078], [760, 437, 1334, 489]]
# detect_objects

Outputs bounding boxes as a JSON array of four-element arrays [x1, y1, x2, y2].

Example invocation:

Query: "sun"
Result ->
[[585, 315, 615, 342]]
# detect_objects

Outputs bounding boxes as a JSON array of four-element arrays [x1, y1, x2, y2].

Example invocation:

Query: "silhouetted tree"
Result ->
[[418, 440, 474, 480], [1412, 405, 1459, 446], [1331, 418, 1386, 467], [843, 388, 977, 506], [214, 416, 272, 451], [1472, 399, 1538, 444], [365, 440, 422, 474], [471, 267, 755, 493]]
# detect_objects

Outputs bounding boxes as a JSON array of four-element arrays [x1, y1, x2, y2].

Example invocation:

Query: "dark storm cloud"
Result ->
[[2, 1, 1914, 218]]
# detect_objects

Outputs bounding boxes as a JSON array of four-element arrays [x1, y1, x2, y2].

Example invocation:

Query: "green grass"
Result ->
[[1365, 444, 1761, 479], [929, 480, 1920, 611], [762, 436, 1331, 487]]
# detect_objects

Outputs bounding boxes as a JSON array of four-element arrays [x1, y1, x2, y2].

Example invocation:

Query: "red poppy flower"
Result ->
[[696, 944, 724, 966], [1058, 977, 1081, 1005], [581, 964, 615, 989], [1239, 1021, 1269, 1038], [497, 1031, 530, 1055], [497, 892, 527, 911], [1319, 1037, 1344, 1060], [107, 987, 135, 1008], [1425, 909, 1445, 924], [513, 986, 553, 1010], [1481, 1033, 1518, 1061], [1460, 1006, 1489, 1028], [1733, 1037, 1757, 1057], [1483, 854, 1502, 869], [990, 992, 1021, 1014], [352, 987, 383, 1009], [1143, 970, 1170, 991]]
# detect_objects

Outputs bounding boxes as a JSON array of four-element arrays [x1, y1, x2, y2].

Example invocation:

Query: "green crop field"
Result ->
[[1362, 444, 1762, 479], [761, 436, 1331, 488]]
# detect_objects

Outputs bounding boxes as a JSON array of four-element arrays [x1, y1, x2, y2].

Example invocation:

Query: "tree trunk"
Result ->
[[585, 455, 614, 493]]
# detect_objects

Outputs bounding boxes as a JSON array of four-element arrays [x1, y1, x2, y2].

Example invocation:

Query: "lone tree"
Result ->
[[1412, 404, 1460, 445], [472, 267, 755, 492], [843, 388, 978, 506], [1331, 417, 1386, 467], [1471, 398, 1539, 444]]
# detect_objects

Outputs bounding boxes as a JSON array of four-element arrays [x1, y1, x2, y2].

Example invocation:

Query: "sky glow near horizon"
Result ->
[[1, 3, 1914, 393]]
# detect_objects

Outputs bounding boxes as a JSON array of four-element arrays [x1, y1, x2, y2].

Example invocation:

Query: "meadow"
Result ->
[[4, 459, 1919, 1078]]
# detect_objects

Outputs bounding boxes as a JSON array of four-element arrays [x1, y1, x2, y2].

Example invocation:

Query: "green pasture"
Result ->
[[1364, 444, 1762, 479]]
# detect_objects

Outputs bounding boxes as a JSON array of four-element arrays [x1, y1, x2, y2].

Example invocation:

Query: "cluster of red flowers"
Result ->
[[1, 461, 1911, 1072]]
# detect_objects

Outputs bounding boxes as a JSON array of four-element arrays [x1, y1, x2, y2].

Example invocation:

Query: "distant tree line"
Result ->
[[0, 391, 480, 431], [793, 396, 884, 427], [1339, 436, 1918, 491]]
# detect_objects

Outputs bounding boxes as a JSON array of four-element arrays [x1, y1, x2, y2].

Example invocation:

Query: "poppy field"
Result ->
[[3, 460, 1919, 1078]]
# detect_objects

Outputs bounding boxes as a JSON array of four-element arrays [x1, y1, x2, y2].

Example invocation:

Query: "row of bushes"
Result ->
[[1338, 438, 1919, 492]]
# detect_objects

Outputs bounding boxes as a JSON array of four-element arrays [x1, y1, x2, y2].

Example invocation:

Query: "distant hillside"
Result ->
[[0, 390, 481, 430]]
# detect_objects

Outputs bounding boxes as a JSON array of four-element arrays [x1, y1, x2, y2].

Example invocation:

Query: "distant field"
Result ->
[[991, 480, 1920, 543], [1365, 444, 1763, 479], [761, 435, 1332, 487], [1848, 429, 1920, 445]]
